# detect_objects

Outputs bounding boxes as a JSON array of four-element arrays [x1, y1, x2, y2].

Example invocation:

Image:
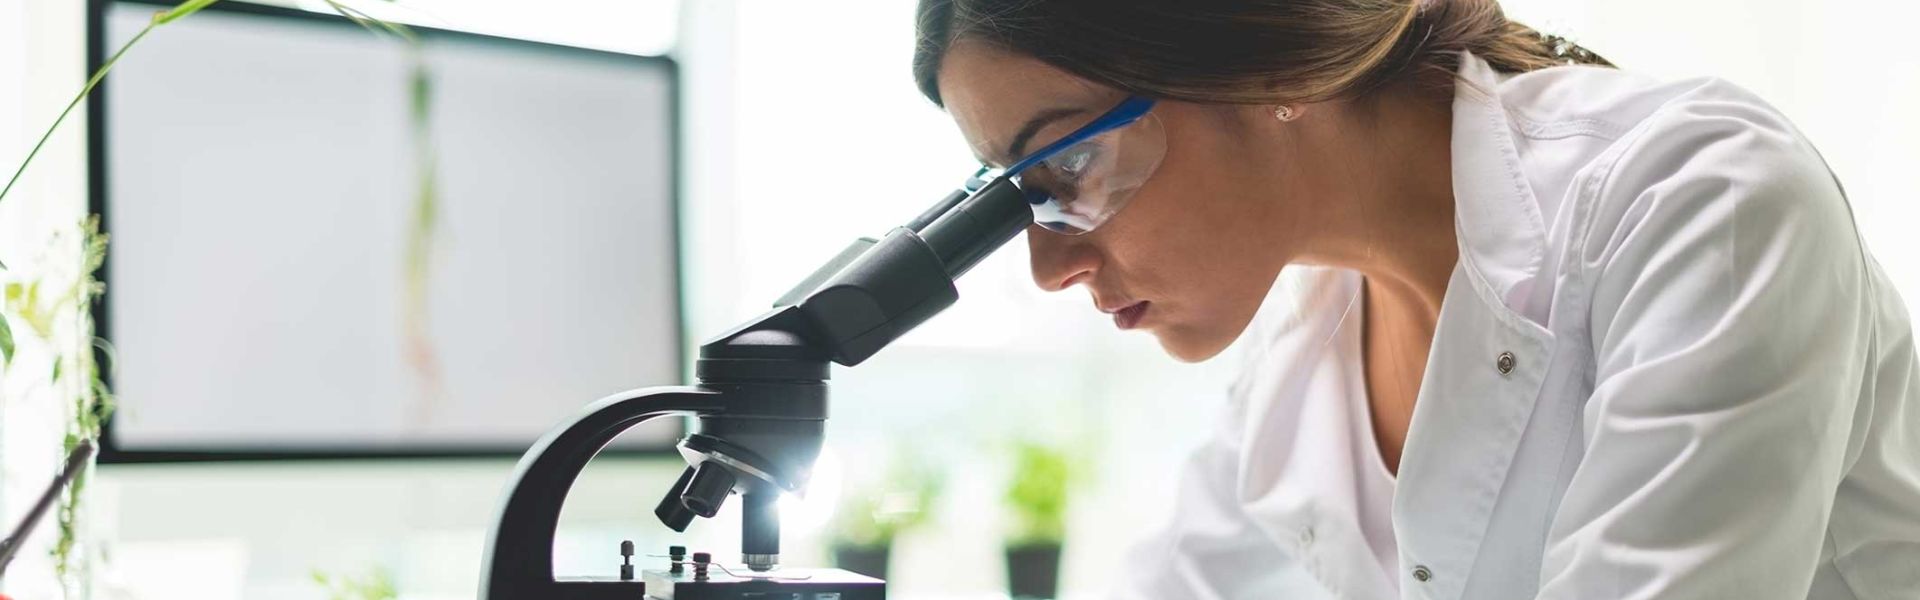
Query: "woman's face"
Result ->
[[937, 40, 1325, 361]]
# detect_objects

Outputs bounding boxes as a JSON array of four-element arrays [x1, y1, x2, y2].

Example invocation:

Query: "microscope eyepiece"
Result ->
[[917, 174, 1031, 279]]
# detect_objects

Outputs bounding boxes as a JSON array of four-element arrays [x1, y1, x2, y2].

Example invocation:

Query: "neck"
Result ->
[[1293, 86, 1459, 315]]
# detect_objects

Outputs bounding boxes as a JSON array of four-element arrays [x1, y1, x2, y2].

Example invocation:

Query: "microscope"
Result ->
[[478, 172, 1033, 599]]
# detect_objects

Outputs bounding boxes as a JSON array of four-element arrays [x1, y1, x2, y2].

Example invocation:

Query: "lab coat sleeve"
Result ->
[[1538, 85, 1870, 599], [1111, 380, 1329, 600]]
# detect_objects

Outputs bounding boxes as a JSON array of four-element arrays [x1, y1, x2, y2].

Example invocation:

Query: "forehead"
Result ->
[[935, 40, 1114, 165]]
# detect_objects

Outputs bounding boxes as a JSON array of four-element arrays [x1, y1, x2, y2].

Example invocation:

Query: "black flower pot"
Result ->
[[832, 543, 892, 580], [1004, 542, 1062, 599]]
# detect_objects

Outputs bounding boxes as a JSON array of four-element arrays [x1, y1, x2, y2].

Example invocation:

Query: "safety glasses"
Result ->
[[967, 96, 1166, 235]]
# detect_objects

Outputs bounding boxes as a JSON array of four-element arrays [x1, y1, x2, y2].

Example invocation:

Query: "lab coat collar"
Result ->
[[1449, 52, 1550, 313], [1388, 52, 1559, 600]]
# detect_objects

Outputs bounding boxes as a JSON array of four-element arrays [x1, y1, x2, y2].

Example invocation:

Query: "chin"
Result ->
[[1150, 326, 1235, 364]]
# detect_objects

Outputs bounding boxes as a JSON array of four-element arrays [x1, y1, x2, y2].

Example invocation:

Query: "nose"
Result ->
[[1026, 224, 1100, 292]]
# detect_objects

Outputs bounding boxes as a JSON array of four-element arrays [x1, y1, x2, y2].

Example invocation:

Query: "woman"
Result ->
[[914, 0, 1920, 598]]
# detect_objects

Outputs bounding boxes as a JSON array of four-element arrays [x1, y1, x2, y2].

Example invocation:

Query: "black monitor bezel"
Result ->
[[88, 0, 690, 463]]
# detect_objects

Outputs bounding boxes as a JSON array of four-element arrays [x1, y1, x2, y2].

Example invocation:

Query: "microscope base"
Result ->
[[643, 567, 884, 600]]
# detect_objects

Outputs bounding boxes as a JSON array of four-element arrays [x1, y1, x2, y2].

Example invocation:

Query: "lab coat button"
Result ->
[[1496, 351, 1516, 375], [1298, 527, 1314, 545], [1412, 565, 1433, 582]]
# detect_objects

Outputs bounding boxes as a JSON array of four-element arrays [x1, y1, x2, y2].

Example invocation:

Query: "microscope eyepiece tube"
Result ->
[[906, 187, 972, 233], [917, 175, 1031, 279]]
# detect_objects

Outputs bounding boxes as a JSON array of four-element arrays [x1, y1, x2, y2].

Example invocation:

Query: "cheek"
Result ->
[[1125, 118, 1276, 256], [1102, 141, 1269, 297], [1093, 119, 1286, 359], [1101, 182, 1269, 333]]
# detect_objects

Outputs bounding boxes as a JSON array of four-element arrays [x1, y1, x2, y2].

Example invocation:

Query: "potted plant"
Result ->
[[827, 449, 943, 580], [1002, 438, 1081, 600]]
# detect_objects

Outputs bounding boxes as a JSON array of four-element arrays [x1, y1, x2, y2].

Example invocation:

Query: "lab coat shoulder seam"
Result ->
[[1560, 116, 1644, 360], [1561, 77, 1777, 348], [1587, 82, 1864, 300], [1507, 114, 1626, 142], [1565, 77, 1726, 256]]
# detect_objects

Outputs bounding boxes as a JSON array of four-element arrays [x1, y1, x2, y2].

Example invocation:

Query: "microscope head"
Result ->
[[650, 173, 1034, 569], [650, 305, 830, 572]]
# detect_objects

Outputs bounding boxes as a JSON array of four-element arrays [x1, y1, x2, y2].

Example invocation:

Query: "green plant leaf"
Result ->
[[325, 0, 418, 44], [0, 312, 14, 366], [153, 0, 222, 25], [312, 567, 397, 600], [1003, 439, 1081, 544]]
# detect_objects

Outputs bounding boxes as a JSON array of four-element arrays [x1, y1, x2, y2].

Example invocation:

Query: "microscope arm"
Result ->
[[480, 386, 722, 599]]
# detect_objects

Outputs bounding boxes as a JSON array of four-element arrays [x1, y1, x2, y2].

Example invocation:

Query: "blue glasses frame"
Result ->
[[966, 95, 1158, 193]]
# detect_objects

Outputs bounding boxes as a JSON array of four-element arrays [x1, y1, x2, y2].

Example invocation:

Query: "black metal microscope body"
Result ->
[[478, 175, 1035, 599]]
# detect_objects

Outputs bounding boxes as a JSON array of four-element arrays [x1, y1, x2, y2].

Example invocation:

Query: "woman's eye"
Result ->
[[1051, 147, 1096, 179]]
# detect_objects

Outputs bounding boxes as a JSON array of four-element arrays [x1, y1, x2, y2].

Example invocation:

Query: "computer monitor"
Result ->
[[91, 0, 683, 460]]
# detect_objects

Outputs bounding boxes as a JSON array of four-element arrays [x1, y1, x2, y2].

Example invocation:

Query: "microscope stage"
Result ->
[[643, 567, 883, 600]]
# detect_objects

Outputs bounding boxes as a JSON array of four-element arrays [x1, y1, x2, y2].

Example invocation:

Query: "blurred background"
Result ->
[[1, 0, 1915, 599]]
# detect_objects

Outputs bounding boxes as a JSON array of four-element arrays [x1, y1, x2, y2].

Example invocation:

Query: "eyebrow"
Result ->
[[990, 107, 1090, 167]]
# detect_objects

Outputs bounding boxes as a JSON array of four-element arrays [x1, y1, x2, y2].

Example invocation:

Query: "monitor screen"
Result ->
[[95, 1, 682, 457]]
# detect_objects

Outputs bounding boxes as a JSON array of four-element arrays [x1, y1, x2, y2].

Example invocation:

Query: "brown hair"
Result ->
[[913, 0, 1612, 107]]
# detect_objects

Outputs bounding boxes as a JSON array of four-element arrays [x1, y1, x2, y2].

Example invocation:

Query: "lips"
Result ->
[[1110, 301, 1150, 330]]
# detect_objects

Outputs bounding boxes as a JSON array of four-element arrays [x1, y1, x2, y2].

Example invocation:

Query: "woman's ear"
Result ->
[[1272, 104, 1304, 122]]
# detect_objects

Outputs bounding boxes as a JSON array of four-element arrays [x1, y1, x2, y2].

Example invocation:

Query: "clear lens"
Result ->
[[1014, 112, 1166, 235]]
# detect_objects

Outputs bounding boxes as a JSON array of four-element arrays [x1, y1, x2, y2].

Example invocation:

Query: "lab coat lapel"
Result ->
[[1390, 53, 1557, 600], [1236, 268, 1401, 599]]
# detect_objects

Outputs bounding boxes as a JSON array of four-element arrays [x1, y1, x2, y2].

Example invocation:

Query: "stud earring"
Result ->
[[1273, 105, 1298, 122]]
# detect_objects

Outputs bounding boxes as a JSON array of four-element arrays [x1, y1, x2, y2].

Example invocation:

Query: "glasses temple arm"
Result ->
[[1005, 96, 1155, 174]]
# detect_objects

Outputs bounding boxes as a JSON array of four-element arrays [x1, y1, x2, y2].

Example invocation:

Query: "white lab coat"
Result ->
[[1117, 52, 1920, 600]]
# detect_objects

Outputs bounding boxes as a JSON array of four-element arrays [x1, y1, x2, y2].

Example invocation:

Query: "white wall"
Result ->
[[1, 0, 95, 597]]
